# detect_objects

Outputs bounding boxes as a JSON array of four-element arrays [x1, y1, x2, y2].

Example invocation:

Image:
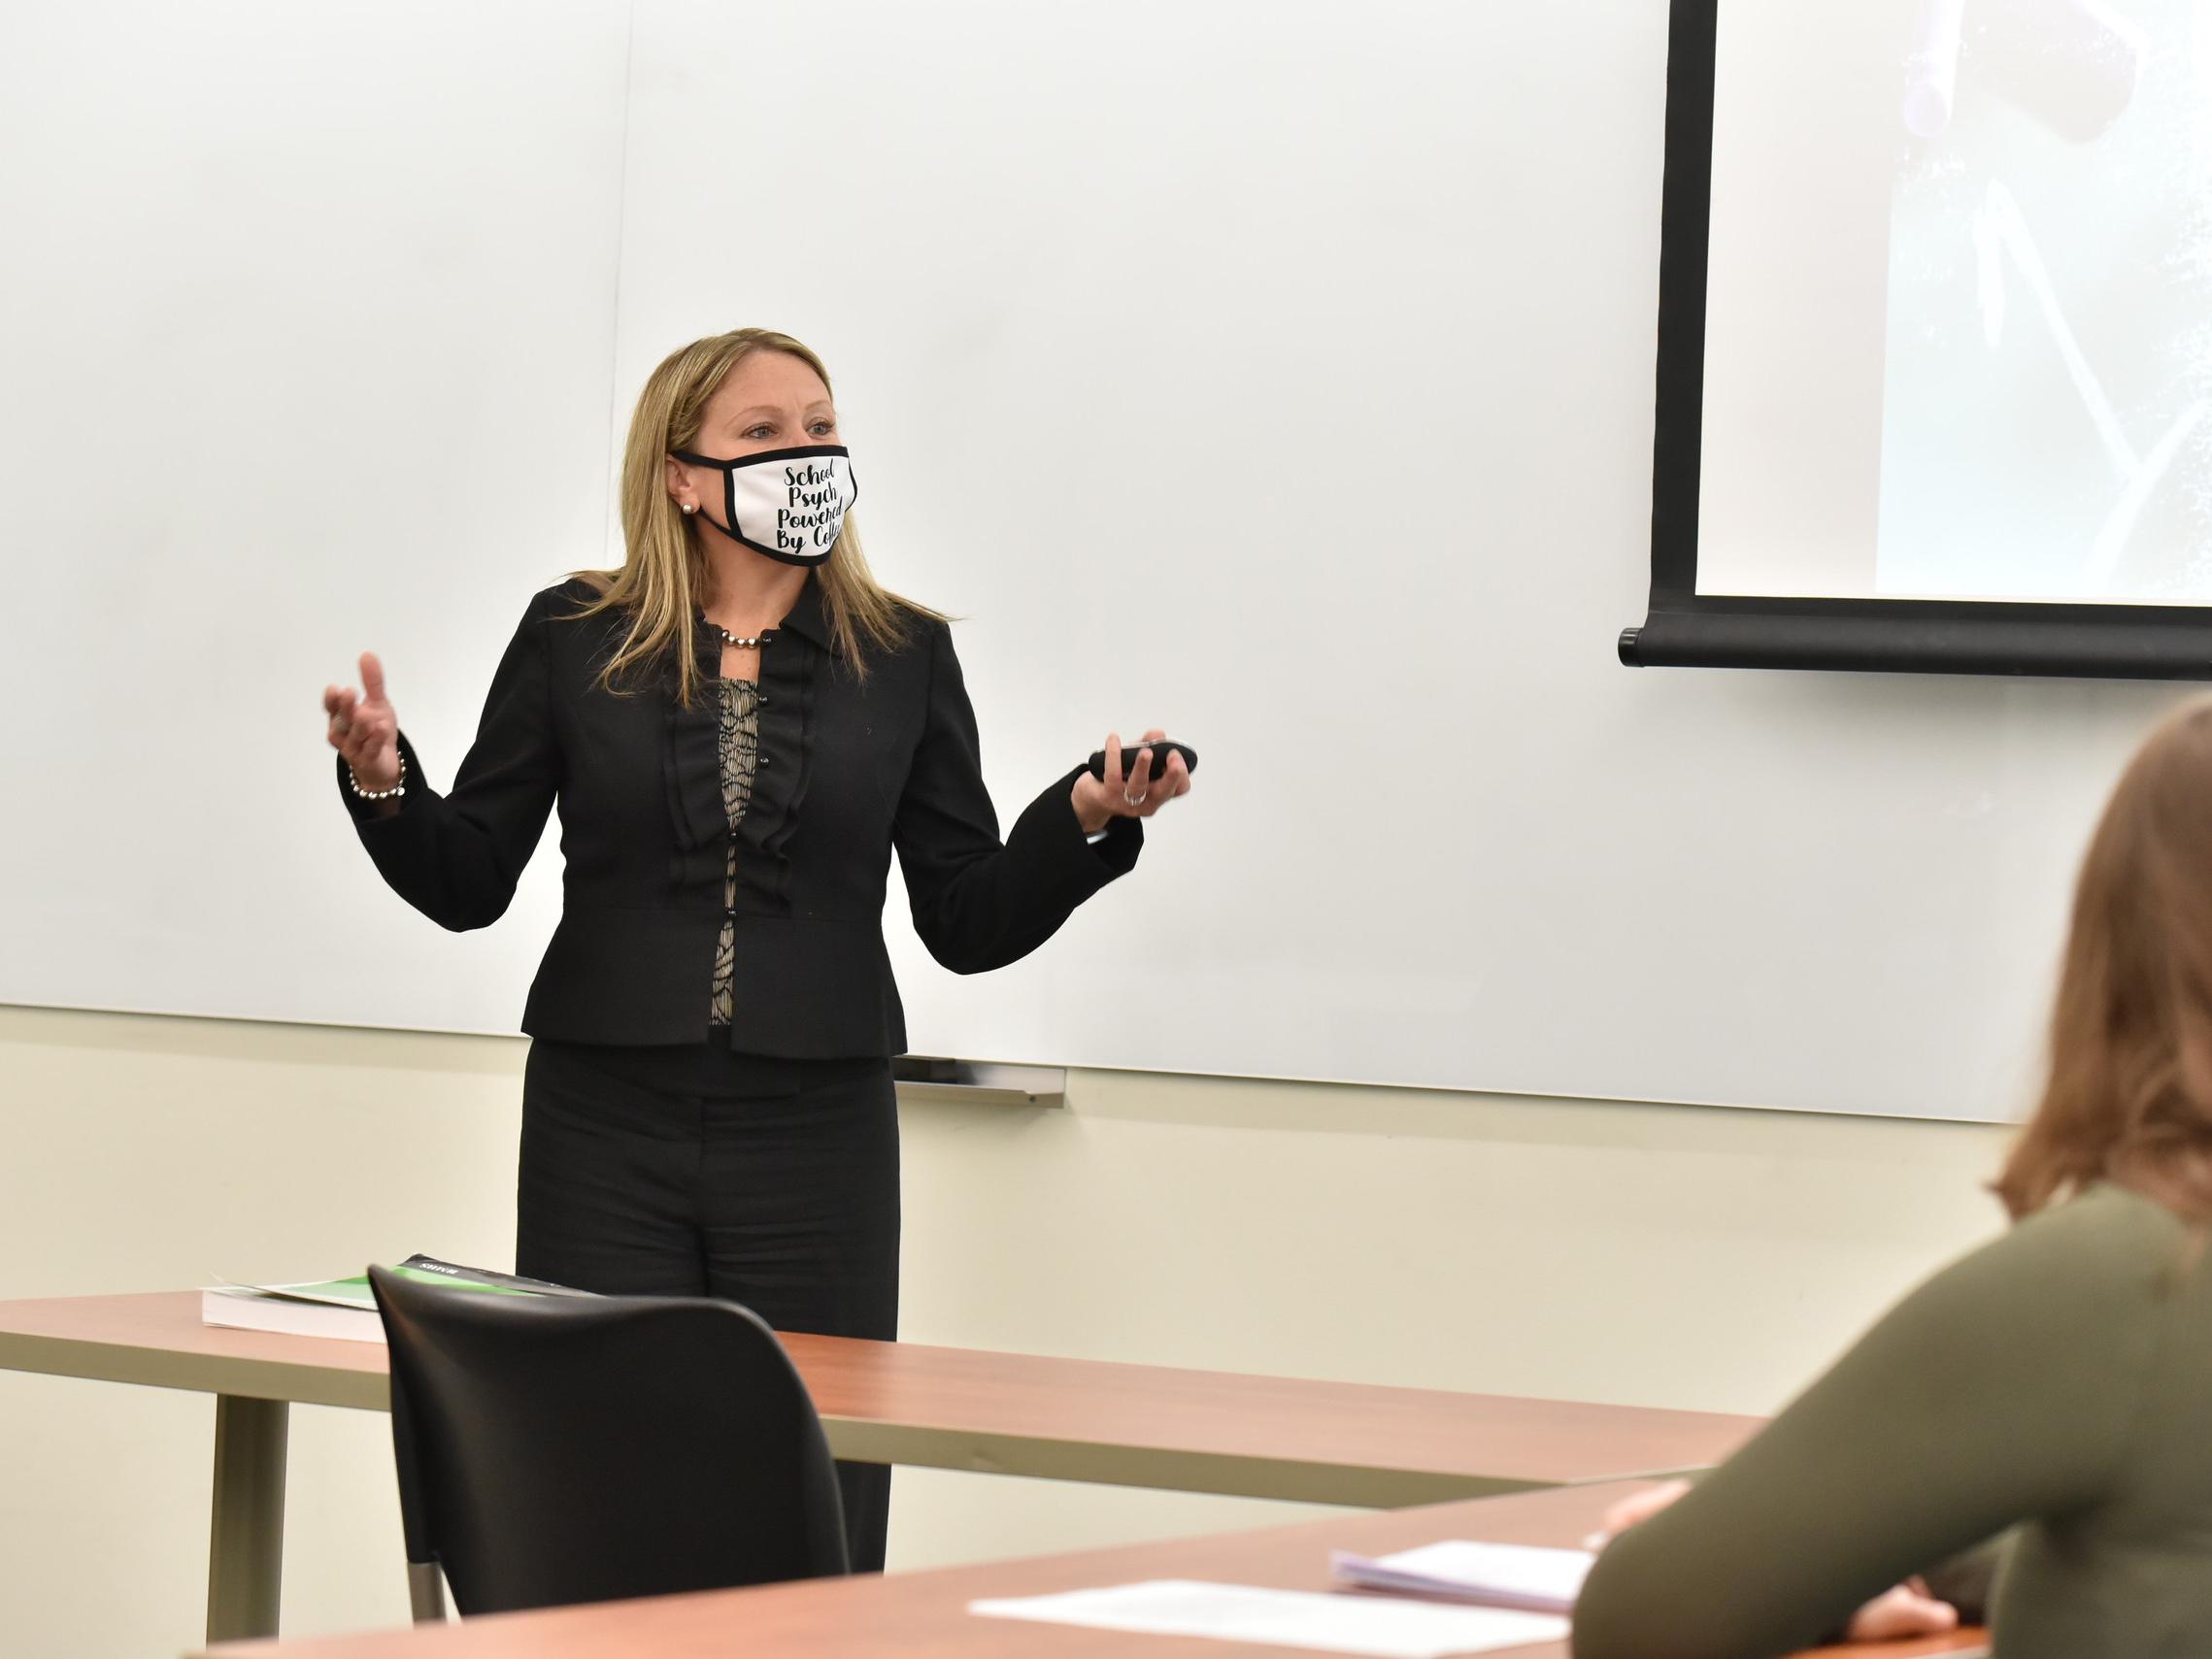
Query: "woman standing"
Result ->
[[320, 328, 1190, 1571]]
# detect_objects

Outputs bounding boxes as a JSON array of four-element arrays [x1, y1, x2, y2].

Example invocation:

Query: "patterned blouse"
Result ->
[[708, 677, 761, 1027]]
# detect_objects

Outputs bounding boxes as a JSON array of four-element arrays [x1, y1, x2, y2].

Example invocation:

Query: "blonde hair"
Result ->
[[1996, 694, 2212, 1225], [573, 327, 931, 704]]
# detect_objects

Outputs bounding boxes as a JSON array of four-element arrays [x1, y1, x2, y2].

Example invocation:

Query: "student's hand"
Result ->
[[1071, 727, 1193, 836], [1844, 1579, 1959, 1641], [324, 651, 401, 792], [1590, 1479, 1693, 1543], [1592, 1482, 1960, 1641]]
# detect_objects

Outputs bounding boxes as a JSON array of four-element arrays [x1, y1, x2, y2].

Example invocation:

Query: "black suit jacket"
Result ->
[[339, 576, 1140, 1055]]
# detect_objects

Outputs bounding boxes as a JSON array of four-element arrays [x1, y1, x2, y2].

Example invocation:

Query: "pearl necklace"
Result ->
[[715, 627, 767, 650]]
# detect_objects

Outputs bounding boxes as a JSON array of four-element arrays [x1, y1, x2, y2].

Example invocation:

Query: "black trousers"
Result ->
[[515, 1038, 900, 1573]]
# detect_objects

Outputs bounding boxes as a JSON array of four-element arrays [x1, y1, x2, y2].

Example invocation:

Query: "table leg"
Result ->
[[206, 1394, 288, 1643]]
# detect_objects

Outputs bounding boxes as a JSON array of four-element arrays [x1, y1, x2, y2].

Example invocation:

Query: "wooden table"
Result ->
[[189, 1480, 1988, 1659], [0, 1292, 1760, 1646]]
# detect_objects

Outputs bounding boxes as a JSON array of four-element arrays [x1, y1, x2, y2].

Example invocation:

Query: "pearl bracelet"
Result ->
[[349, 751, 407, 802]]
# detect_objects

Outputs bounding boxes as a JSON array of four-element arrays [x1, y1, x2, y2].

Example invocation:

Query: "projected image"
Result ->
[[1878, 0, 2212, 603]]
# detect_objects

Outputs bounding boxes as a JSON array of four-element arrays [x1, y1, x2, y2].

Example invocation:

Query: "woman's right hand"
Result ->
[[1843, 1579, 1960, 1642], [1591, 1479, 1693, 1542], [323, 651, 401, 791]]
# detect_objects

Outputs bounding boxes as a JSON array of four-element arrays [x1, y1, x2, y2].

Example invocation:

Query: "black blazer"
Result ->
[[339, 576, 1140, 1056]]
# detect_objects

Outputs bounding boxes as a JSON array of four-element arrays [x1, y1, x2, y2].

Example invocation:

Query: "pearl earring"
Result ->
[[681, 502, 697, 515]]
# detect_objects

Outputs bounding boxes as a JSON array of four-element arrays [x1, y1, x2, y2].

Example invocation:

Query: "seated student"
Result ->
[[1573, 697, 2212, 1659]]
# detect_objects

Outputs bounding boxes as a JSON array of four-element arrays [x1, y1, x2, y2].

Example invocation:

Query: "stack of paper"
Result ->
[[971, 1580, 1569, 1659], [1330, 1541, 1595, 1613], [202, 1255, 588, 1343]]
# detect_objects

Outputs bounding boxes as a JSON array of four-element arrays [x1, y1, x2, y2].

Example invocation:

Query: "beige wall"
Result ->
[[0, 1005, 2014, 1658]]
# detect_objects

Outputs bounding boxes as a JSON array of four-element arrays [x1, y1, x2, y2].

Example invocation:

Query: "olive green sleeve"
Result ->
[[1917, 1532, 2009, 1624], [1570, 1193, 2175, 1659]]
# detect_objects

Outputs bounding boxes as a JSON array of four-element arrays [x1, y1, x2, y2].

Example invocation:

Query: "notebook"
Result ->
[[1330, 1540, 1596, 1613], [201, 1255, 587, 1342]]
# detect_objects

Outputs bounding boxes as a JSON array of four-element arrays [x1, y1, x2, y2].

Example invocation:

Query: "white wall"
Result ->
[[0, 1005, 2011, 1657], [3, 0, 2162, 1122]]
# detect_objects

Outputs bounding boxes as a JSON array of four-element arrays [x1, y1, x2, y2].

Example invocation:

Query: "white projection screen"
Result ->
[[1623, 0, 2212, 676]]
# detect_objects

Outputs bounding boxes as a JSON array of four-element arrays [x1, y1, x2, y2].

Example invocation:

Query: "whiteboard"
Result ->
[[0, 0, 628, 1039], [1, 0, 2184, 1120]]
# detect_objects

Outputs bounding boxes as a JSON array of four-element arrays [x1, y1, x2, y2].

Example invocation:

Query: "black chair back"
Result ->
[[369, 1265, 849, 1617]]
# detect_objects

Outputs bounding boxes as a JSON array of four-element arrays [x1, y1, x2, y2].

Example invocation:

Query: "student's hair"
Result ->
[[1997, 695, 2212, 1223], [571, 326, 932, 705]]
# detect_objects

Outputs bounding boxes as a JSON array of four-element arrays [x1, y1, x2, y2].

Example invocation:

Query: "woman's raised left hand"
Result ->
[[1072, 727, 1193, 835]]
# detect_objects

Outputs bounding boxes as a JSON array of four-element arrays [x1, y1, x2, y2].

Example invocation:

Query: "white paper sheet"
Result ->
[[1331, 1542, 1595, 1613], [968, 1579, 1570, 1658]]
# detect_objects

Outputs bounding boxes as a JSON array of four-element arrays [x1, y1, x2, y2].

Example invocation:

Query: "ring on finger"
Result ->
[[1123, 788, 1146, 808], [333, 717, 352, 736]]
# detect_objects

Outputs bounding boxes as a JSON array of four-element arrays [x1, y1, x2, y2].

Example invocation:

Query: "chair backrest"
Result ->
[[369, 1265, 849, 1617]]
